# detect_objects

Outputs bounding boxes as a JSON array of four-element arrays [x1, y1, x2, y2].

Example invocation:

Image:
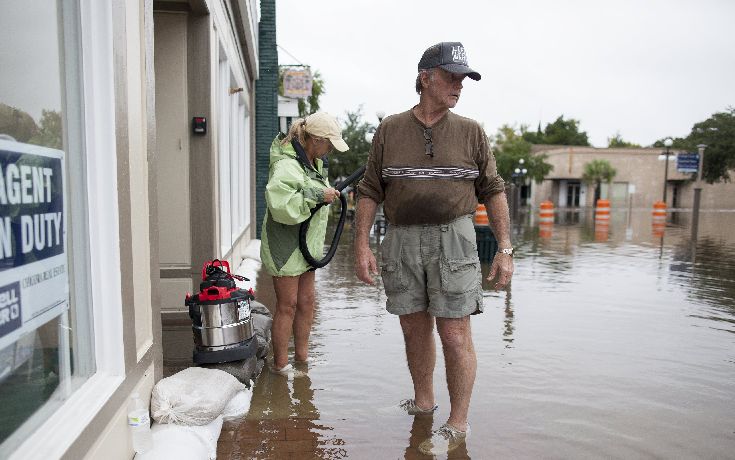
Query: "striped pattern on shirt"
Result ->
[[382, 166, 480, 180]]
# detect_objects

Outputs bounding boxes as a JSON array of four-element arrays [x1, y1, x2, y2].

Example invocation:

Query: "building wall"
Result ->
[[155, 0, 259, 314], [530, 146, 735, 210], [4, 0, 259, 457]]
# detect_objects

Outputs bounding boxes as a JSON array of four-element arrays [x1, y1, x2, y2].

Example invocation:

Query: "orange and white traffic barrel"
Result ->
[[593, 199, 610, 241], [595, 199, 610, 222], [474, 203, 489, 226], [539, 201, 554, 223], [652, 201, 666, 236], [538, 200, 554, 238], [652, 201, 666, 219]]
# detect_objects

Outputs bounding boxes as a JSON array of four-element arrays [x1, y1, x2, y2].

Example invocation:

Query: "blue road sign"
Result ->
[[677, 152, 699, 173]]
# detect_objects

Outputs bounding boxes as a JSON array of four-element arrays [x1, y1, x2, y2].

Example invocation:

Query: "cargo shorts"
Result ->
[[379, 214, 483, 318]]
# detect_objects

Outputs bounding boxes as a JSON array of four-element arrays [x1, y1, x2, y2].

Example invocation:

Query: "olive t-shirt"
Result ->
[[357, 108, 505, 225]]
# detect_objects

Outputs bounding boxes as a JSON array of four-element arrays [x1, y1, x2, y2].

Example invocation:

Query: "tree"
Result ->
[[652, 136, 688, 149], [607, 131, 640, 148], [29, 109, 62, 149], [327, 107, 375, 184], [687, 107, 735, 183], [653, 107, 735, 183], [0, 103, 38, 142], [582, 159, 617, 203], [491, 124, 553, 183], [278, 67, 325, 117], [520, 122, 544, 144], [520, 115, 590, 146], [543, 115, 590, 146]]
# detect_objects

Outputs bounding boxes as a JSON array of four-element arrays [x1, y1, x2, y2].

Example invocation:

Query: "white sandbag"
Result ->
[[134, 416, 223, 460], [222, 385, 253, 421], [151, 367, 245, 425]]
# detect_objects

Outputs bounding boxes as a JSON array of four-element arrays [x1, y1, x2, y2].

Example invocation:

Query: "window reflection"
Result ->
[[0, 0, 93, 453]]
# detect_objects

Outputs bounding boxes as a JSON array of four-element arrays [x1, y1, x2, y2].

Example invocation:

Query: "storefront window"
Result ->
[[0, 0, 95, 454]]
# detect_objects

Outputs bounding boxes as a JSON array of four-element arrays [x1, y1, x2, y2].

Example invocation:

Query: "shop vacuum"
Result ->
[[185, 260, 257, 364]]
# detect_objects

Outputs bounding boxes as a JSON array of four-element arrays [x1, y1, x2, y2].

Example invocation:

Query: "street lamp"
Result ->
[[661, 137, 673, 203], [513, 158, 528, 180], [511, 159, 528, 219]]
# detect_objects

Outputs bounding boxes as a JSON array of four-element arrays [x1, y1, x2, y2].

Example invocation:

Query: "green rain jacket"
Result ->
[[260, 134, 330, 276]]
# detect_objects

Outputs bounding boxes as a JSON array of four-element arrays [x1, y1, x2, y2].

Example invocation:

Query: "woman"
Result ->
[[260, 111, 349, 375]]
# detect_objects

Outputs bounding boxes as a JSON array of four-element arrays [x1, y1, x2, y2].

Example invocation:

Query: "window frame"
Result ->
[[9, 0, 125, 457]]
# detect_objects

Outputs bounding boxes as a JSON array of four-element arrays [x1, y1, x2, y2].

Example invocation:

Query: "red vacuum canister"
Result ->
[[185, 260, 256, 364]]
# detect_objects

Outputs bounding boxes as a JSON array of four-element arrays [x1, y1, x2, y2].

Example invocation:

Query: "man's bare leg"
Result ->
[[436, 316, 476, 431], [400, 311, 436, 410]]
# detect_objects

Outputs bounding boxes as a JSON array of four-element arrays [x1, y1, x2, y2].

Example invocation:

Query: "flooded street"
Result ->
[[191, 210, 735, 459]]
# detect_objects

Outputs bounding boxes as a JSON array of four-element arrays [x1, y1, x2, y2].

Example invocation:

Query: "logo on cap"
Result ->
[[451, 46, 467, 64]]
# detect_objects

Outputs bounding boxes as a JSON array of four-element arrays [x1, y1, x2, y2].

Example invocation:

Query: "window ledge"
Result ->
[[10, 372, 124, 460]]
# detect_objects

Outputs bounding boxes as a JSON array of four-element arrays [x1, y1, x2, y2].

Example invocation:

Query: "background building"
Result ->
[[529, 146, 735, 210]]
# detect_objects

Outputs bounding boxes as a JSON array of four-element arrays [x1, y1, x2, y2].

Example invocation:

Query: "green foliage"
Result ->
[[521, 115, 590, 146], [29, 110, 62, 149], [653, 107, 735, 183], [327, 107, 375, 184], [582, 159, 617, 202], [492, 124, 553, 183], [519, 122, 543, 144], [686, 107, 735, 183], [543, 115, 590, 146], [607, 131, 640, 148], [0, 103, 38, 142], [278, 67, 325, 118]]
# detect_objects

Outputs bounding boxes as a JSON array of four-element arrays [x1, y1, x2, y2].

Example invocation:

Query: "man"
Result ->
[[354, 42, 514, 455]]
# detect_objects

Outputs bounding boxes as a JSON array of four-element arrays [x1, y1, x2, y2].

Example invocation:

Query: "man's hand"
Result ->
[[488, 252, 514, 290], [355, 244, 379, 285]]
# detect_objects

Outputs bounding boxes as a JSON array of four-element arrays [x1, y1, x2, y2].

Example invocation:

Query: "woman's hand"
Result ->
[[323, 187, 341, 204]]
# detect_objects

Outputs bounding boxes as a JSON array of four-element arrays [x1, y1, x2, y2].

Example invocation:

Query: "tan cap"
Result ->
[[303, 112, 349, 152]]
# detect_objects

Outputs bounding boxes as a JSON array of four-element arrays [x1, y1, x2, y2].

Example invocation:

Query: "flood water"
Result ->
[[176, 209, 735, 459]]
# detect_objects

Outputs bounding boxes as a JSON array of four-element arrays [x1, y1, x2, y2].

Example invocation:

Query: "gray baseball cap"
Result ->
[[417, 42, 481, 81]]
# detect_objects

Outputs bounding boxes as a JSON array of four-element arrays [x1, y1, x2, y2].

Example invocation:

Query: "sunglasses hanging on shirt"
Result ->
[[423, 127, 434, 157]]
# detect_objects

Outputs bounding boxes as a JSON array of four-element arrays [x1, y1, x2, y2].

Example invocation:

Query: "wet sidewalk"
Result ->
[[216, 416, 345, 459]]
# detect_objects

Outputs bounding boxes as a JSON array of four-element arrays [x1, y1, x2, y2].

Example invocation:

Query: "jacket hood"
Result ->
[[270, 135, 322, 172], [269, 135, 297, 166]]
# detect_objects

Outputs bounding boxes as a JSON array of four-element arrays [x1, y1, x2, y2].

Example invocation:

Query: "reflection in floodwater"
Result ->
[[180, 210, 735, 458], [503, 289, 514, 347]]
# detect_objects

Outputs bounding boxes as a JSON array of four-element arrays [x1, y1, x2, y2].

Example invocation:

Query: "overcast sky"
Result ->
[[276, 0, 735, 147]]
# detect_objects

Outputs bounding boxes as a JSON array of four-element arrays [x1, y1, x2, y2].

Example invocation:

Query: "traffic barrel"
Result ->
[[539, 201, 554, 223], [652, 201, 666, 219], [652, 201, 666, 236], [474, 203, 489, 226], [595, 199, 610, 222], [538, 200, 554, 238], [595, 219, 609, 241]]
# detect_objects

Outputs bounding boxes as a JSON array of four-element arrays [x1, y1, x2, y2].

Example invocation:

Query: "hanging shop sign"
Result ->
[[282, 68, 313, 99], [0, 139, 67, 350]]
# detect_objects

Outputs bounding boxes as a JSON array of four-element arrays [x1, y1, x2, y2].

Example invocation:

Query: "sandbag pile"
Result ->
[[135, 367, 253, 460]]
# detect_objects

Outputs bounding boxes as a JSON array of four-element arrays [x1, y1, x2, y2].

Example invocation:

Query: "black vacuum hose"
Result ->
[[299, 165, 367, 268]]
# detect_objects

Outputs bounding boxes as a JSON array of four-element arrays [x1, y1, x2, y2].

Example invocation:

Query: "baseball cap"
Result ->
[[417, 42, 481, 81], [303, 112, 349, 152]]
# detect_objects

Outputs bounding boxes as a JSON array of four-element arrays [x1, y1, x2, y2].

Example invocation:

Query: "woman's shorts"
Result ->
[[379, 214, 483, 318]]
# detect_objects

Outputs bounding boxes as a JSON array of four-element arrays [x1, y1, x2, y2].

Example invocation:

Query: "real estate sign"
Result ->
[[0, 139, 68, 351]]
